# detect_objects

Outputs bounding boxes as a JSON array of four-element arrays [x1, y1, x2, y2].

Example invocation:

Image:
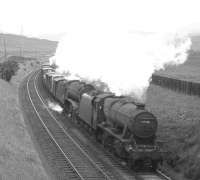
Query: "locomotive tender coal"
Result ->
[[41, 65, 164, 171]]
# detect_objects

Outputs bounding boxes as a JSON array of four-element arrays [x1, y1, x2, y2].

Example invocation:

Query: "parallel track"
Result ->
[[26, 71, 114, 180]]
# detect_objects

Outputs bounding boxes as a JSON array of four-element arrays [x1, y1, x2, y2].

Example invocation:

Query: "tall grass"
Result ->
[[146, 84, 200, 179]]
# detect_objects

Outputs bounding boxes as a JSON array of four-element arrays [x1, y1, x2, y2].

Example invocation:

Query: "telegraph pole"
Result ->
[[35, 49, 37, 59], [3, 37, 7, 61], [0, 33, 7, 61], [0, 28, 2, 60], [20, 25, 23, 57]]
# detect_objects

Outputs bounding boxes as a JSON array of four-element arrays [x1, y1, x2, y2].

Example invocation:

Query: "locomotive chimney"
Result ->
[[136, 103, 145, 110]]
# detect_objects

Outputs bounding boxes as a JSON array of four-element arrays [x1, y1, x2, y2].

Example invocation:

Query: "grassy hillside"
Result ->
[[0, 33, 57, 179], [190, 35, 200, 52], [146, 35, 200, 179], [0, 33, 57, 61], [146, 84, 200, 180], [155, 35, 200, 82], [0, 58, 50, 179]]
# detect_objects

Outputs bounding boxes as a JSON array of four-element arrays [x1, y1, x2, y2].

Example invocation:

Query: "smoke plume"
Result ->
[[49, 1, 192, 102], [50, 32, 191, 102], [47, 100, 63, 113]]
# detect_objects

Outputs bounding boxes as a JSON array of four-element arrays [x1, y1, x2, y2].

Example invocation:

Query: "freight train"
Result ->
[[41, 65, 164, 171]]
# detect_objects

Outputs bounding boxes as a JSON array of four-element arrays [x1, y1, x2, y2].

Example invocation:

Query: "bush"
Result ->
[[51, 62, 58, 69], [166, 153, 180, 168], [0, 60, 19, 82], [184, 161, 200, 180]]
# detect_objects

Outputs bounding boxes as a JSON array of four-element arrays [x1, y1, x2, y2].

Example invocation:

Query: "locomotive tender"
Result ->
[[41, 65, 164, 171]]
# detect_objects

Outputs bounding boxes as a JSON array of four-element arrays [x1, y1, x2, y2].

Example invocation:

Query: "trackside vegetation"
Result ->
[[0, 60, 19, 82]]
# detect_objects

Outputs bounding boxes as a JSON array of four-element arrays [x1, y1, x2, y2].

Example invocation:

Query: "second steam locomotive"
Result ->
[[41, 64, 164, 171]]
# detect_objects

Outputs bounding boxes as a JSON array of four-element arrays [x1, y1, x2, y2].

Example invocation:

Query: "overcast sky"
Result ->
[[0, 0, 200, 40]]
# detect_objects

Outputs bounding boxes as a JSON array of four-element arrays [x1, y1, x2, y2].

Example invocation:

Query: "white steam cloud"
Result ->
[[51, 32, 191, 102], [50, 1, 192, 102], [47, 100, 63, 113]]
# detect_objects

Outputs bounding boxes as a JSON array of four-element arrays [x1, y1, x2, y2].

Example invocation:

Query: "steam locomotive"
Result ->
[[41, 65, 164, 171]]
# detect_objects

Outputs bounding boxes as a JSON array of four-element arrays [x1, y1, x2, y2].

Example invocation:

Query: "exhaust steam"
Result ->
[[50, 32, 191, 102], [49, 1, 192, 102], [47, 100, 63, 113]]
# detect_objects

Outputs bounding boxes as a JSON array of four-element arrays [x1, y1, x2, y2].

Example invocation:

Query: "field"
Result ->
[[0, 33, 57, 179], [146, 35, 200, 179], [155, 35, 200, 82], [0, 33, 57, 61], [0, 59, 51, 179], [155, 51, 200, 82], [146, 84, 200, 179]]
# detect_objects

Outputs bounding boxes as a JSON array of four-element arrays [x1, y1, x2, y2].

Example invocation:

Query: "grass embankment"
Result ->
[[0, 58, 49, 179], [155, 51, 200, 82], [156, 65, 200, 82], [146, 84, 200, 180], [0, 56, 40, 82]]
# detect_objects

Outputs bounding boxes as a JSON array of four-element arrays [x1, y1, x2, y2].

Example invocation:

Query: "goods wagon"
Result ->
[[52, 76, 66, 97]]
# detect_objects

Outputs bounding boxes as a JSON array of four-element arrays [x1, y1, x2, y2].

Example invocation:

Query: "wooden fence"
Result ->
[[151, 74, 200, 96]]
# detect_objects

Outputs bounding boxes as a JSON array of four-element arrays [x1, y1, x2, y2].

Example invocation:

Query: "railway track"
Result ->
[[20, 69, 172, 180], [34, 71, 136, 180], [25, 71, 115, 180]]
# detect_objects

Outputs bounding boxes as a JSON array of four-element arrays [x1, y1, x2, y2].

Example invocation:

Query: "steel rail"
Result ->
[[28, 70, 113, 180], [27, 71, 85, 180], [34, 71, 113, 180]]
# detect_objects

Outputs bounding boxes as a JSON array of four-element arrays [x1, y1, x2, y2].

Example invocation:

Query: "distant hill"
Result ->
[[153, 35, 200, 83], [190, 35, 200, 52], [0, 33, 58, 60]]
